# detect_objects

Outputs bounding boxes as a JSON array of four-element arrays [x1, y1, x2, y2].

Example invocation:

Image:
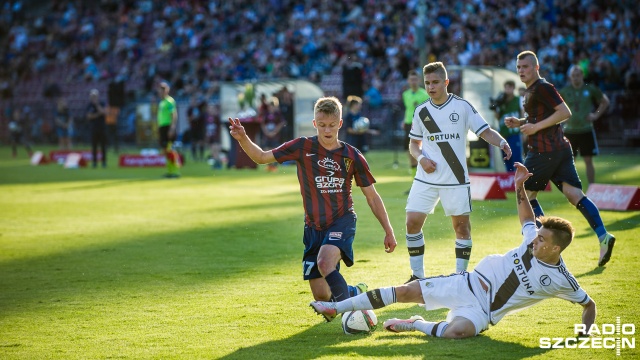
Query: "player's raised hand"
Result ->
[[229, 118, 246, 140], [513, 162, 533, 187]]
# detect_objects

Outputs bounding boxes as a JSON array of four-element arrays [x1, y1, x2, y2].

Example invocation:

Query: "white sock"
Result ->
[[406, 232, 425, 278], [455, 239, 472, 272], [413, 320, 449, 337], [336, 287, 397, 313]]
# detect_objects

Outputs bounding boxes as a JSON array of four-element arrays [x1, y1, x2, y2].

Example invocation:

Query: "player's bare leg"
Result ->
[[309, 278, 331, 301], [583, 155, 595, 185]]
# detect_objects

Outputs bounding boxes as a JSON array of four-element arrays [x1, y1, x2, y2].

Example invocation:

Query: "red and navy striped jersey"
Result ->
[[523, 79, 571, 153], [272, 136, 376, 230]]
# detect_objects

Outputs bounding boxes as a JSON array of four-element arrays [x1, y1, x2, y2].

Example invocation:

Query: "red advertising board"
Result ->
[[586, 184, 640, 211]]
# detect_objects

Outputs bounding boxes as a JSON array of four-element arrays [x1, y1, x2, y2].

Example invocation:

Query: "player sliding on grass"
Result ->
[[311, 163, 596, 338], [230, 96, 397, 319]]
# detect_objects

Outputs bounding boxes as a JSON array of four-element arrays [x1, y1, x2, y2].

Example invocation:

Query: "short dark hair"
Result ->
[[407, 69, 419, 78], [504, 80, 516, 87], [423, 62, 448, 80], [539, 216, 574, 252]]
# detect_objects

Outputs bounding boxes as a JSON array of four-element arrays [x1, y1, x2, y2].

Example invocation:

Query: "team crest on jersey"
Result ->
[[539, 275, 551, 286], [318, 158, 341, 172], [344, 158, 352, 172], [449, 111, 459, 123]]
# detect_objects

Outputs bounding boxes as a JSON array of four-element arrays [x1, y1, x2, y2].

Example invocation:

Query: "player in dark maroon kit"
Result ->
[[229, 96, 397, 321], [505, 51, 615, 267]]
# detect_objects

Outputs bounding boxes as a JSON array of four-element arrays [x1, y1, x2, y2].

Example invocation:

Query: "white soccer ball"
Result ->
[[352, 117, 370, 132], [341, 310, 378, 335]]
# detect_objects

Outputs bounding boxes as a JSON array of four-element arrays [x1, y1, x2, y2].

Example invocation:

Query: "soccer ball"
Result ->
[[341, 310, 378, 335], [352, 117, 370, 133]]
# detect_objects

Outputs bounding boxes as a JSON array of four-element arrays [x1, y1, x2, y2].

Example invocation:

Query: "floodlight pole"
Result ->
[[417, 0, 427, 68]]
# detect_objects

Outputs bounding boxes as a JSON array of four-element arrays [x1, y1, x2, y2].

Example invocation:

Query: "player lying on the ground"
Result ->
[[311, 163, 596, 338]]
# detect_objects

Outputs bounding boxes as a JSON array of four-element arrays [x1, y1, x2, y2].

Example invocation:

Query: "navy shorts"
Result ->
[[301, 213, 357, 280], [524, 147, 582, 192], [565, 130, 598, 158]]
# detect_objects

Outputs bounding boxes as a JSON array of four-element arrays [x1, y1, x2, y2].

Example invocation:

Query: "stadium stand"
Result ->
[[0, 0, 638, 147]]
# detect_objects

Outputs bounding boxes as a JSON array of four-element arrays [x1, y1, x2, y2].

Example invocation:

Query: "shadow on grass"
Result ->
[[573, 212, 638, 241], [574, 266, 606, 279], [218, 312, 551, 360]]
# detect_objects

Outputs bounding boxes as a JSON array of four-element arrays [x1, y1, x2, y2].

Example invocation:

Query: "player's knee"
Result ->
[[316, 258, 335, 276], [452, 222, 471, 238], [442, 321, 476, 339], [406, 217, 425, 233]]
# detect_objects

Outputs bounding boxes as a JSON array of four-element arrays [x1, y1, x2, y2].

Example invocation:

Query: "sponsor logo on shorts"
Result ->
[[328, 232, 342, 241]]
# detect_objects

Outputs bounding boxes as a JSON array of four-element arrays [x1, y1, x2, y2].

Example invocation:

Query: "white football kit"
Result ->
[[473, 221, 591, 325], [419, 221, 590, 333], [409, 94, 489, 187]]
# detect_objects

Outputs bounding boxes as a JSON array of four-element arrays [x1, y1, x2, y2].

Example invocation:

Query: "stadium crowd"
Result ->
[[0, 0, 638, 143]]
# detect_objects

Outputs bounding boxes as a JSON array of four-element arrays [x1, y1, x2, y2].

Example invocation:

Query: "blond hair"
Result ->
[[517, 50, 539, 66], [314, 96, 342, 119]]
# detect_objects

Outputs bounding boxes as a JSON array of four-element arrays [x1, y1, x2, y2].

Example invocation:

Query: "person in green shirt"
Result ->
[[559, 66, 610, 185], [157, 81, 180, 178], [492, 80, 524, 172], [402, 70, 430, 169]]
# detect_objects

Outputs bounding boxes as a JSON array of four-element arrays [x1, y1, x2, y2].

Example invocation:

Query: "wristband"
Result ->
[[499, 139, 507, 148], [417, 154, 425, 163]]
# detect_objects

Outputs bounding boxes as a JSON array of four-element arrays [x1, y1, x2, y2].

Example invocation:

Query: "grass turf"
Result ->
[[0, 146, 638, 359]]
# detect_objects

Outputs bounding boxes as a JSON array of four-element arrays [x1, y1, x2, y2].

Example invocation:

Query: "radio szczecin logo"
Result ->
[[540, 317, 635, 356]]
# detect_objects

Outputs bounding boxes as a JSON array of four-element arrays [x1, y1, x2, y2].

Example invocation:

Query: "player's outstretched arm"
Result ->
[[360, 185, 397, 253], [514, 162, 535, 226], [228, 117, 276, 164], [479, 128, 512, 160]]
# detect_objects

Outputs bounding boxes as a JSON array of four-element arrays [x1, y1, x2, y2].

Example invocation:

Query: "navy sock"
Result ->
[[325, 270, 350, 302], [530, 199, 544, 227], [576, 197, 607, 239]]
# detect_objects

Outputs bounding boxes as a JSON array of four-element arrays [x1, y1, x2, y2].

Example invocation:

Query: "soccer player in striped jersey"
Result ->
[[505, 51, 615, 267], [229, 96, 397, 320], [311, 163, 596, 338], [405, 62, 512, 281]]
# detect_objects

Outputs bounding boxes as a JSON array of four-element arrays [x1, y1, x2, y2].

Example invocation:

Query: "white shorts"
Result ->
[[406, 181, 471, 216], [418, 273, 489, 335]]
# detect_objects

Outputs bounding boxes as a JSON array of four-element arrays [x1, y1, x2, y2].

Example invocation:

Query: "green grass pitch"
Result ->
[[0, 146, 638, 359]]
